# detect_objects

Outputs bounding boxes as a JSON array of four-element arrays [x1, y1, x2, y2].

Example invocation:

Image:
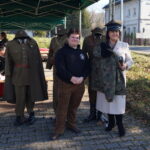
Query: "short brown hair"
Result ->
[[67, 28, 80, 37]]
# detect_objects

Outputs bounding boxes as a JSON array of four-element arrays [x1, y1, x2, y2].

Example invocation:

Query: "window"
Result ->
[[128, 9, 130, 17], [133, 8, 136, 16], [127, 27, 130, 33], [133, 27, 136, 33]]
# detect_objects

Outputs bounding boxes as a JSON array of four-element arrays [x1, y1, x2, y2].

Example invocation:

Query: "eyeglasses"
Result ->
[[70, 36, 80, 40]]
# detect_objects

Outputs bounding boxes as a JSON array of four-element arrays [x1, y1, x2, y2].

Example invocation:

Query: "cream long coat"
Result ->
[[96, 40, 133, 114]]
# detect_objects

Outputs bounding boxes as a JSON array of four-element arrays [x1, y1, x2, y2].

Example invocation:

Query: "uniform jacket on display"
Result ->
[[4, 31, 48, 103]]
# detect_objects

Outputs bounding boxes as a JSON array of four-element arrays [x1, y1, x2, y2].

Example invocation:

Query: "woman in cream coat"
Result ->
[[94, 20, 133, 137]]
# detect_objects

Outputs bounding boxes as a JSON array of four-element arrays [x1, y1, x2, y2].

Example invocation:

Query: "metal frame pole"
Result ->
[[79, 10, 82, 37], [109, 0, 112, 21], [55, 26, 57, 35], [121, 0, 124, 41], [112, 0, 115, 20], [64, 16, 67, 29]]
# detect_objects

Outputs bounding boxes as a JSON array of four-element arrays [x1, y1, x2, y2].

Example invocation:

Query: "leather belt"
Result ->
[[15, 64, 29, 68]]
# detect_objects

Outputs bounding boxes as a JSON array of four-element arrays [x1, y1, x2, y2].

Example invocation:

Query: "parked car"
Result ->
[[39, 48, 49, 62]]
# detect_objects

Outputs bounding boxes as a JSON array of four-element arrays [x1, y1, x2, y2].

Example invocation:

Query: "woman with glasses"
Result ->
[[51, 28, 90, 140]]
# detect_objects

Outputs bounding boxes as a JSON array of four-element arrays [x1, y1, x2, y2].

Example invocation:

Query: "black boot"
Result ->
[[27, 112, 36, 125], [83, 104, 96, 123], [115, 115, 125, 137], [105, 114, 115, 131], [14, 116, 24, 126], [96, 111, 102, 121]]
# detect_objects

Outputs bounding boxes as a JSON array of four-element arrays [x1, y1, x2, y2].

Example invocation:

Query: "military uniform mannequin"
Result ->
[[5, 30, 48, 126], [46, 27, 67, 114], [82, 27, 104, 122]]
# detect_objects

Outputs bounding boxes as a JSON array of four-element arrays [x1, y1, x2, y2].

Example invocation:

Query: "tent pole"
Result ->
[[109, 0, 112, 21], [55, 26, 57, 35], [79, 10, 82, 37], [112, 0, 115, 20], [121, 0, 124, 41], [64, 16, 67, 29]]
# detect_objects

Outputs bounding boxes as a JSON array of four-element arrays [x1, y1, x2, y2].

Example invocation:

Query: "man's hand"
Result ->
[[77, 77, 84, 84], [70, 77, 84, 84]]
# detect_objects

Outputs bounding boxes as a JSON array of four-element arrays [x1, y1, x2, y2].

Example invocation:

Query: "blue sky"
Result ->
[[87, 0, 109, 13]]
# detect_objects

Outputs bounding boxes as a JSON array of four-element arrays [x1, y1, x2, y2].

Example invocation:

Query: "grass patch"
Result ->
[[126, 52, 150, 120]]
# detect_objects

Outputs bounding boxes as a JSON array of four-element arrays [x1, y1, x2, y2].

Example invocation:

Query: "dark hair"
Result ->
[[67, 28, 80, 38], [106, 30, 121, 43], [0, 32, 7, 39]]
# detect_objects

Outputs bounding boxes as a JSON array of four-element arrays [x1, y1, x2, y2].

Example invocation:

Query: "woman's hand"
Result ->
[[70, 77, 83, 84], [118, 63, 127, 71]]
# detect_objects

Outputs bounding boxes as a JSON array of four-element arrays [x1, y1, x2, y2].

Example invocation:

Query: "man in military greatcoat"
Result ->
[[82, 27, 105, 122], [4, 30, 48, 126], [46, 27, 67, 115]]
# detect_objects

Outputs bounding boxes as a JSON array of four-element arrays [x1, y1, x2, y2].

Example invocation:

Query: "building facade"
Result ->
[[104, 0, 150, 35]]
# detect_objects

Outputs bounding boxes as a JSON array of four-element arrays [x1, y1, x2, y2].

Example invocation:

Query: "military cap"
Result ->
[[57, 27, 66, 36], [105, 20, 121, 31], [91, 27, 104, 35], [15, 30, 29, 38]]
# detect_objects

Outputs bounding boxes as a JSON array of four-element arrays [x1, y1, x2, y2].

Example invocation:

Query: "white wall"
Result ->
[[140, 0, 150, 33]]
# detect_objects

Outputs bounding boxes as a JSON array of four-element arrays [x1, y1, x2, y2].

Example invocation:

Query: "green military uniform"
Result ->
[[82, 27, 105, 122], [46, 28, 67, 114], [5, 30, 48, 126]]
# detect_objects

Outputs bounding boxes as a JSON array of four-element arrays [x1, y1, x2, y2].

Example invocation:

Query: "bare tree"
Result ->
[[89, 11, 105, 29]]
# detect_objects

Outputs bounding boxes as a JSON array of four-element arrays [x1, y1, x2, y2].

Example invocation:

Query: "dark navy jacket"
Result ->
[[55, 44, 90, 83]]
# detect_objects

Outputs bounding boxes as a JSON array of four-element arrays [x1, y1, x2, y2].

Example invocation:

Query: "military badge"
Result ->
[[80, 54, 85, 60]]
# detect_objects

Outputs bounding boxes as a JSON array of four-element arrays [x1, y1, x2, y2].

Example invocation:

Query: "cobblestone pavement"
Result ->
[[0, 69, 150, 150]]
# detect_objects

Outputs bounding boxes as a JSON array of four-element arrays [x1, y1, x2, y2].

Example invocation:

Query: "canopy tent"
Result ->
[[0, 0, 99, 30]]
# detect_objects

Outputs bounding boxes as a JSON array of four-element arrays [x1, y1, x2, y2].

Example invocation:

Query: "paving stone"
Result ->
[[76, 145, 95, 150], [128, 146, 145, 150], [61, 148, 76, 150], [95, 144, 106, 150], [81, 140, 96, 145], [104, 142, 120, 149]]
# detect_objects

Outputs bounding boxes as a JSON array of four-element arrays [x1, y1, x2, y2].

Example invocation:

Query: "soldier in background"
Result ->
[[46, 27, 67, 115], [82, 27, 105, 122]]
